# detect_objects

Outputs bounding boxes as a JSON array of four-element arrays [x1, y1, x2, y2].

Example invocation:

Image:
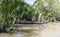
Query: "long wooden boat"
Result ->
[[15, 20, 48, 24]]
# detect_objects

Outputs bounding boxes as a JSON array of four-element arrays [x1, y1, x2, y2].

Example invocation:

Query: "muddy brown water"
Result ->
[[0, 22, 60, 37]]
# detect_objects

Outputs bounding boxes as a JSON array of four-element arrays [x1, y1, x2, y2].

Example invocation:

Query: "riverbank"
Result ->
[[0, 22, 60, 37]]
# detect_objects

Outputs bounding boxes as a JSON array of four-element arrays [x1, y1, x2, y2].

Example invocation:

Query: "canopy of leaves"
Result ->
[[35, 0, 60, 21]]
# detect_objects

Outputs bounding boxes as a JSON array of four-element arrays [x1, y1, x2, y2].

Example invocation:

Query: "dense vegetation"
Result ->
[[35, 0, 60, 21], [0, 0, 60, 32], [0, 0, 31, 32]]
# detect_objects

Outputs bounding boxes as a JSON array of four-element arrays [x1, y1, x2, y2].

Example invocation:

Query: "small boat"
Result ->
[[15, 20, 48, 24]]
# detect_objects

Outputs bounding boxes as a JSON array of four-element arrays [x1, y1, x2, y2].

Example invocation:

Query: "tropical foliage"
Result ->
[[0, 0, 36, 32], [35, 0, 60, 21], [0, 0, 34, 32], [0, 0, 60, 32]]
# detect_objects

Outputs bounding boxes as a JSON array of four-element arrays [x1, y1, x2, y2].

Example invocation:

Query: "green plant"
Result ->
[[0, 0, 26, 32], [34, 0, 60, 22]]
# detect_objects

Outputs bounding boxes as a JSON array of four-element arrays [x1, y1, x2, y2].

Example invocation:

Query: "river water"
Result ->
[[0, 22, 60, 37]]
